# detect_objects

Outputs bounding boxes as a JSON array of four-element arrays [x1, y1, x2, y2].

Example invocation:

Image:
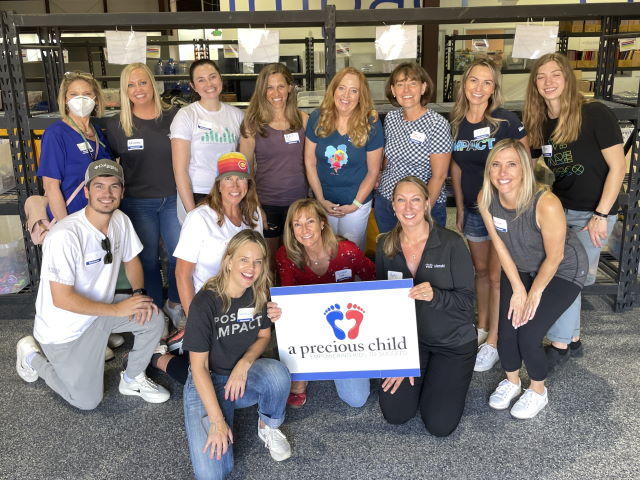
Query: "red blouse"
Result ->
[[276, 240, 375, 286]]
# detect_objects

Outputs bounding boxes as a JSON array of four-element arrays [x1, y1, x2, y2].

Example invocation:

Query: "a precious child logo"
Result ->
[[323, 303, 365, 340]]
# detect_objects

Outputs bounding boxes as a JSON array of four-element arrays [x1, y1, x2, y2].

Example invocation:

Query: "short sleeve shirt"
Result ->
[[170, 102, 244, 195], [378, 108, 453, 203], [182, 288, 271, 375], [452, 108, 526, 211], [305, 109, 384, 205]]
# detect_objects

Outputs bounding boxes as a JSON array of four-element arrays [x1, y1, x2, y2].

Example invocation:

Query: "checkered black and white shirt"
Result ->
[[377, 108, 453, 202]]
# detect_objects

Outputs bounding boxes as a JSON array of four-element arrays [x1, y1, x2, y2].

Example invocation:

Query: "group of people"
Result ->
[[15, 51, 624, 479]]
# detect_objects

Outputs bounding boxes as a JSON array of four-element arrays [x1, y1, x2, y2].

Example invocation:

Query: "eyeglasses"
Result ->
[[101, 237, 113, 265]]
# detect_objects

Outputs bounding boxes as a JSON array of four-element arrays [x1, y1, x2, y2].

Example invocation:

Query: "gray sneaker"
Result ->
[[16, 336, 41, 383], [258, 421, 292, 462], [118, 372, 170, 403]]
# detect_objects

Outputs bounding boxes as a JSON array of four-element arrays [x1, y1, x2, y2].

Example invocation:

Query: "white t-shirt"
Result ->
[[173, 204, 263, 292], [33, 209, 142, 345], [170, 102, 244, 195]]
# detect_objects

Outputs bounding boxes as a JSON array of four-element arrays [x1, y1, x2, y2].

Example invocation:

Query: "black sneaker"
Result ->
[[569, 340, 584, 358], [545, 345, 569, 372]]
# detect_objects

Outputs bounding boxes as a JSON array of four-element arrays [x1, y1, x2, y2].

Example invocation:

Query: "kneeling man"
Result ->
[[16, 160, 169, 409]]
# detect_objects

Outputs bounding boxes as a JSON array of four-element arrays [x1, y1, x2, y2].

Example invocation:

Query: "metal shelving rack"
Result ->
[[0, 3, 638, 311]]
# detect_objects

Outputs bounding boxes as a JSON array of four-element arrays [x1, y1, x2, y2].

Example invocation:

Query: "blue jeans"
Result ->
[[373, 191, 446, 233], [183, 359, 291, 480], [120, 195, 181, 307], [463, 208, 490, 242], [334, 378, 370, 407], [546, 210, 616, 344]]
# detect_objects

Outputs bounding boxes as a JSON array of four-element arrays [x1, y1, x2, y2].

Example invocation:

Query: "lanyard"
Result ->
[[67, 116, 105, 161]]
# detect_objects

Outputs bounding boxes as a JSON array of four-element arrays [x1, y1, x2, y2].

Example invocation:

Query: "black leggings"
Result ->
[[498, 272, 581, 381], [165, 352, 189, 385], [379, 339, 477, 437]]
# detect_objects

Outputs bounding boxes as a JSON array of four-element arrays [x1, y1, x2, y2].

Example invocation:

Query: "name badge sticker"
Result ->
[[410, 131, 426, 144], [284, 132, 300, 144], [77, 142, 93, 154], [335, 268, 352, 282], [493, 216, 508, 232], [127, 138, 144, 151], [197, 120, 213, 131], [388, 270, 403, 280], [474, 127, 491, 140], [237, 308, 254, 322], [542, 144, 553, 158]]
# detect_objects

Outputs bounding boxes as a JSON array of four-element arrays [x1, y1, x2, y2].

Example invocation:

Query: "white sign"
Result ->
[[105, 30, 147, 64], [512, 25, 559, 59], [238, 28, 279, 63], [272, 279, 420, 381], [375, 24, 417, 61]]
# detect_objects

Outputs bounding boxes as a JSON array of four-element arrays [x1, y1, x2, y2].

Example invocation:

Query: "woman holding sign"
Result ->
[[272, 198, 375, 408], [376, 176, 476, 437], [524, 53, 625, 370], [478, 139, 587, 418], [449, 58, 529, 372], [183, 229, 292, 479], [239, 63, 308, 263]]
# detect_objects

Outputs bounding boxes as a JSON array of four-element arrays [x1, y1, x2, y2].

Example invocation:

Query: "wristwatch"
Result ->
[[131, 288, 147, 296]]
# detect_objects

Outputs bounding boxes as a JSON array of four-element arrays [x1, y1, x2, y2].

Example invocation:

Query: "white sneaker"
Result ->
[[510, 388, 548, 419], [108, 334, 125, 349], [163, 301, 186, 330], [16, 336, 41, 383], [105, 346, 115, 362], [474, 343, 499, 372], [489, 379, 522, 410], [258, 421, 292, 462], [118, 372, 170, 403], [477, 328, 489, 345]]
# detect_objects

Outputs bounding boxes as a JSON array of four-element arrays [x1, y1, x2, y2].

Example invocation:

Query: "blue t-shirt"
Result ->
[[37, 120, 113, 219], [305, 109, 384, 205], [451, 108, 526, 211]]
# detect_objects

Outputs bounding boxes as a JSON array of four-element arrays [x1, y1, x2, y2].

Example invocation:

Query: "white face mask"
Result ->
[[67, 95, 95, 117]]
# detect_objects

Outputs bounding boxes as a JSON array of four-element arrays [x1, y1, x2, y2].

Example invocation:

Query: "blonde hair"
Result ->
[[315, 67, 378, 148], [202, 229, 271, 314], [118, 62, 170, 137], [449, 58, 505, 140], [240, 63, 303, 138], [478, 138, 547, 218], [282, 198, 339, 270], [57, 71, 105, 118], [381, 176, 433, 257], [524, 53, 587, 148], [202, 175, 261, 229]]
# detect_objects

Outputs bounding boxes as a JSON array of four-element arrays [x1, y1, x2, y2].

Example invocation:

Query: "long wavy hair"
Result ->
[[202, 229, 271, 315], [384, 62, 434, 107], [203, 175, 261, 229], [282, 198, 339, 270], [57, 71, 105, 118], [381, 176, 434, 258], [478, 138, 547, 218], [524, 53, 587, 148], [449, 58, 505, 140], [240, 63, 303, 138], [118, 63, 170, 137], [315, 67, 378, 148]]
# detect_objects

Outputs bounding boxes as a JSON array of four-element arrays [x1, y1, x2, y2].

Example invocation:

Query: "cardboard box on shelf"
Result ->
[[584, 20, 601, 33], [571, 21, 584, 33]]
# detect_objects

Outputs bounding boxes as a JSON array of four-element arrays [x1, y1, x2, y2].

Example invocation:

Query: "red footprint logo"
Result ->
[[345, 303, 365, 339]]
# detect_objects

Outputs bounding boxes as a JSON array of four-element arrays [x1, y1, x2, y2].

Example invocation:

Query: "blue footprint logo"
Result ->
[[324, 304, 346, 340]]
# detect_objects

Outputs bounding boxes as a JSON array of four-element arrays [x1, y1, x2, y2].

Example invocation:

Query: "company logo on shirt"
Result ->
[[325, 144, 349, 174], [199, 127, 239, 145], [546, 143, 584, 179], [453, 138, 496, 152], [323, 303, 365, 340], [214, 311, 264, 338]]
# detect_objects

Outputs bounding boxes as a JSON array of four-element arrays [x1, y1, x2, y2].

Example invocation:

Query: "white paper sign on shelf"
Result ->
[[512, 25, 559, 59], [619, 38, 638, 52], [105, 30, 147, 64], [375, 24, 417, 61], [237, 28, 279, 63]]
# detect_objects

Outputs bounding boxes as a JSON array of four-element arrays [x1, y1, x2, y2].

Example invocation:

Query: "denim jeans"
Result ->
[[183, 359, 291, 480], [334, 378, 370, 407], [463, 208, 490, 243], [546, 210, 616, 344], [120, 195, 181, 307], [374, 191, 446, 234]]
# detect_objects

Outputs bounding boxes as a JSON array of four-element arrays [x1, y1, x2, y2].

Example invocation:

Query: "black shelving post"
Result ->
[[443, 35, 454, 102], [324, 4, 336, 85], [595, 16, 620, 100], [305, 36, 314, 91], [38, 27, 64, 112], [0, 11, 42, 290]]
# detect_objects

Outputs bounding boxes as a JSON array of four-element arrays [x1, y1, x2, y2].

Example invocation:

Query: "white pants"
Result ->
[[326, 200, 372, 251]]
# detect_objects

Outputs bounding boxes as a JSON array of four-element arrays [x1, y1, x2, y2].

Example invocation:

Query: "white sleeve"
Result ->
[[173, 209, 208, 263], [170, 106, 194, 141], [120, 212, 143, 262], [42, 230, 79, 286]]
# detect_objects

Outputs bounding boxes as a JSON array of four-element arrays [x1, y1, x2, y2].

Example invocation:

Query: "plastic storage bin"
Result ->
[[0, 216, 29, 294], [0, 139, 15, 195]]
